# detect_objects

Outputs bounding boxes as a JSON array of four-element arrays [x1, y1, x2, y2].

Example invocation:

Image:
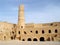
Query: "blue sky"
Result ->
[[0, 0, 60, 24]]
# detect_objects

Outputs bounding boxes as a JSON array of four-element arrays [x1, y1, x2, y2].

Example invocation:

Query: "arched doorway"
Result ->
[[27, 38, 32, 41], [40, 37, 45, 41], [33, 38, 38, 41]]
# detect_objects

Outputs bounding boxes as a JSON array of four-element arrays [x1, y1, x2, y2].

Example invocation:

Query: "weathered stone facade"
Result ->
[[0, 5, 60, 41]]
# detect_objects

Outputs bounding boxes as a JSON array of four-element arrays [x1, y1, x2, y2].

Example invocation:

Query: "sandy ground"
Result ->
[[0, 40, 60, 45]]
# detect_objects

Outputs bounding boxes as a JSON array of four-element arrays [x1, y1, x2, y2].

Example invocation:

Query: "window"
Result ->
[[50, 23, 53, 26], [12, 31, 14, 34], [42, 30, 44, 34], [36, 30, 38, 34], [11, 37, 13, 40], [55, 29, 58, 33], [21, 26, 23, 28], [24, 31, 27, 34], [49, 30, 51, 33], [30, 31, 32, 33], [18, 31, 20, 34]]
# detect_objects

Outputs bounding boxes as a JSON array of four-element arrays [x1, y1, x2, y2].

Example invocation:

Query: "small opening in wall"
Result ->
[[49, 30, 51, 33], [21, 26, 23, 28], [36, 30, 38, 34], [11, 36, 13, 40], [50, 23, 53, 26], [24, 31, 27, 34], [18, 31, 20, 34], [55, 29, 58, 33], [30, 31, 32, 33], [42, 30, 44, 34], [12, 31, 14, 34], [22, 39, 25, 41]]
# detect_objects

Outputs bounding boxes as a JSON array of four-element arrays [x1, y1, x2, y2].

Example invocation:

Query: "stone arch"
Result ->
[[33, 38, 38, 41], [27, 38, 32, 41], [40, 37, 45, 41]]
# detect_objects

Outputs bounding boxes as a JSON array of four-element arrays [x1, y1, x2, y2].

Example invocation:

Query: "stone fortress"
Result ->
[[0, 4, 60, 41]]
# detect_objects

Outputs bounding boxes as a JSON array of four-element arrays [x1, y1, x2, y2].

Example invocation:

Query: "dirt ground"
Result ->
[[0, 40, 60, 45]]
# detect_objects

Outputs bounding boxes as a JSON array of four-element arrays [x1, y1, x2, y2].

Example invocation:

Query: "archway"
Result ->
[[40, 37, 45, 41], [33, 38, 38, 41], [27, 38, 32, 41]]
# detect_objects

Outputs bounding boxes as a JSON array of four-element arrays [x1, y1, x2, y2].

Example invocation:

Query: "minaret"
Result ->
[[18, 4, 25, 29]]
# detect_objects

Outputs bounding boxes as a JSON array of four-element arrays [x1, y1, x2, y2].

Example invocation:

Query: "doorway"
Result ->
[[40, 37, 45, 41]]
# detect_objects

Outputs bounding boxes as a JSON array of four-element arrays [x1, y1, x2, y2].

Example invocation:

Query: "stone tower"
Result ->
[[18, 5, 25, 29]]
